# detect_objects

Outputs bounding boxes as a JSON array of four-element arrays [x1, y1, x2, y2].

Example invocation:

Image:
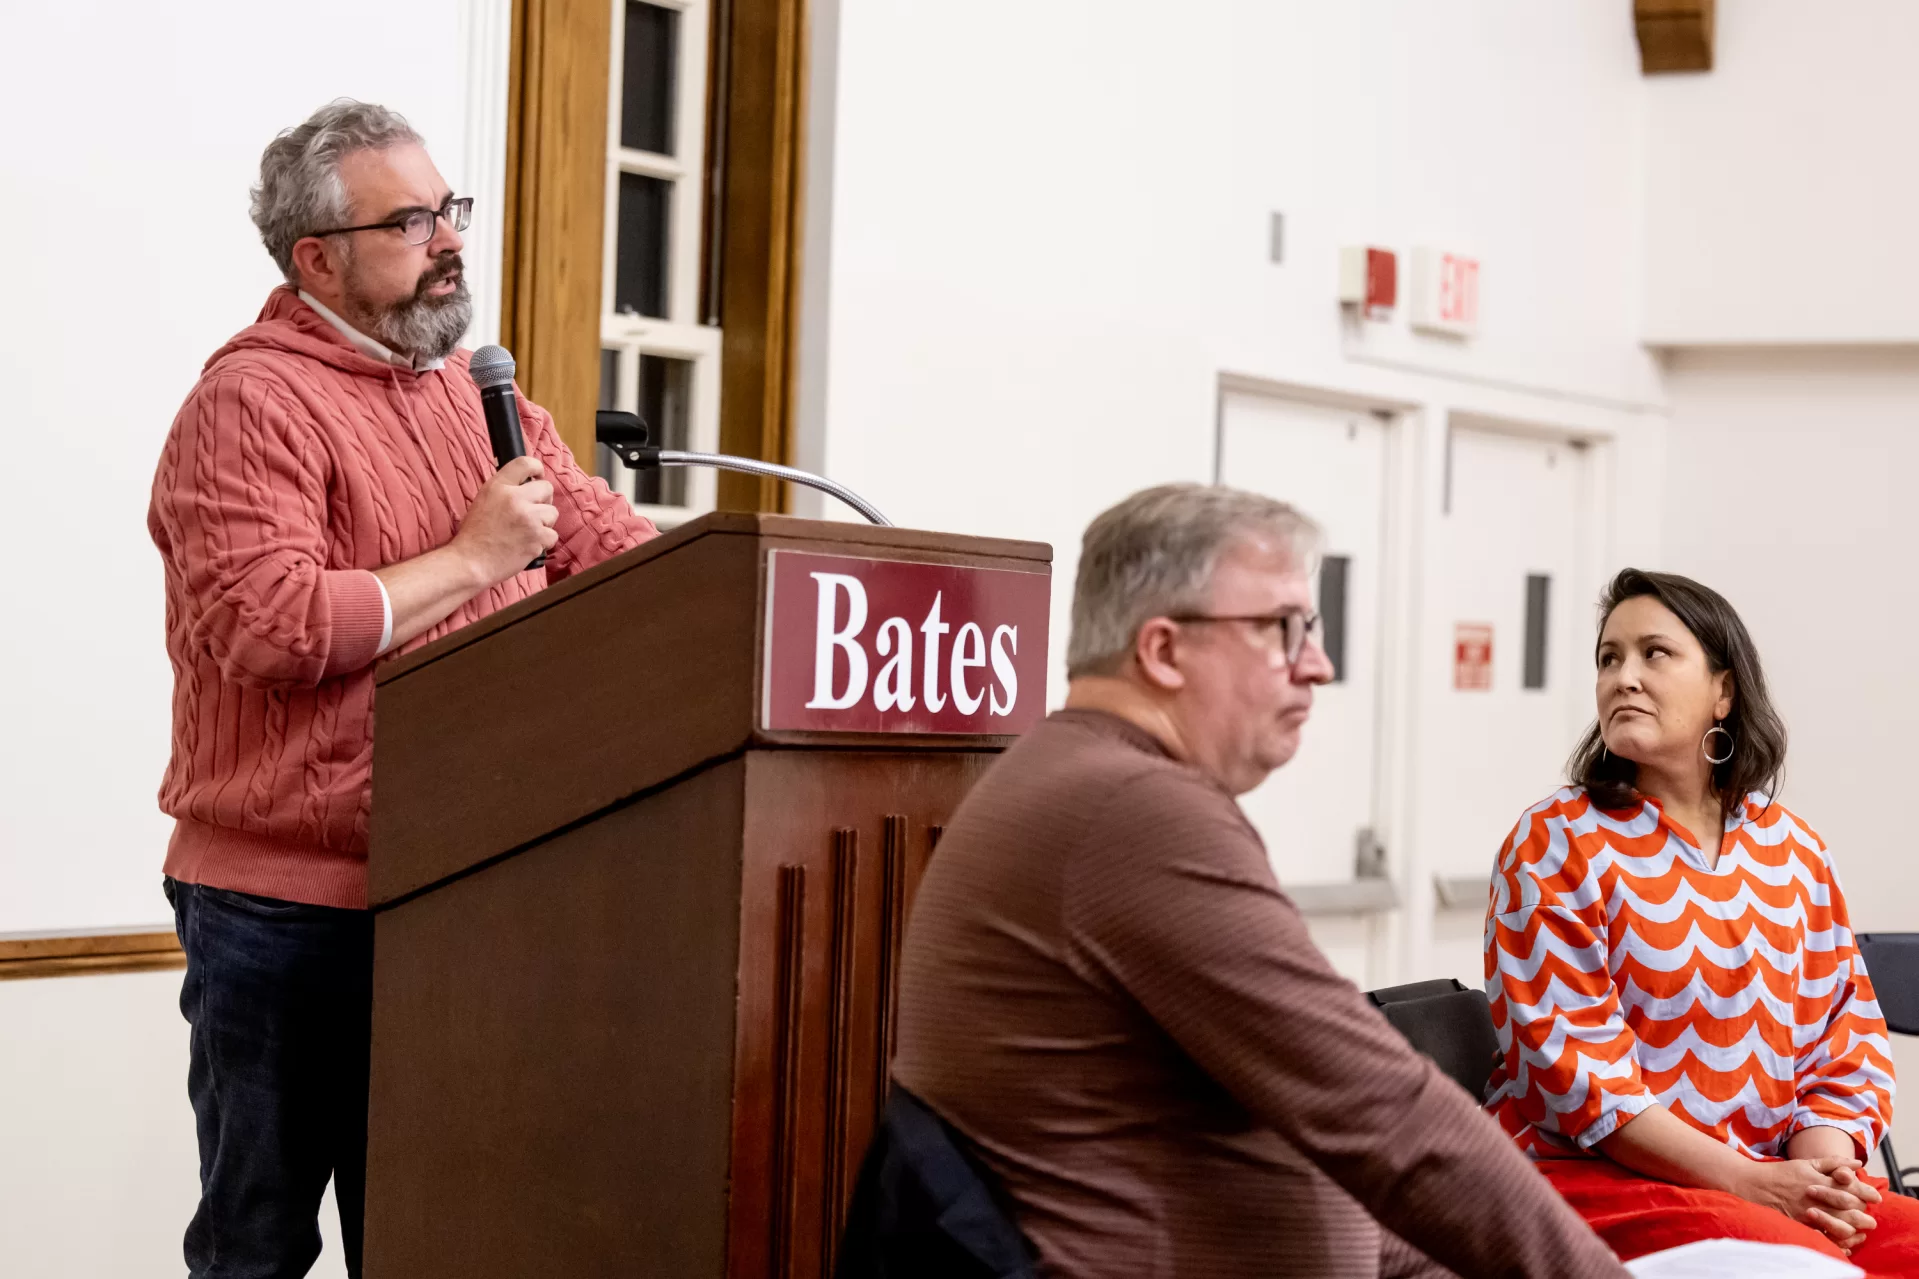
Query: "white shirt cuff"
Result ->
[[374, 575, 394, 655]]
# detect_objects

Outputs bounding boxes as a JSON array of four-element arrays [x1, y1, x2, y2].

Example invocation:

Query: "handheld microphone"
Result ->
[[468, 344, 544, 570]]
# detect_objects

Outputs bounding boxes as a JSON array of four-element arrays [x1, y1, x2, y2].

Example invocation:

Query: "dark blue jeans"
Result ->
[[167, 877, 374, 1279]]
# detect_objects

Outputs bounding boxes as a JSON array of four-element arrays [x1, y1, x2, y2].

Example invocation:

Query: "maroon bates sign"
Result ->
[[762, 550, 1050, 735]]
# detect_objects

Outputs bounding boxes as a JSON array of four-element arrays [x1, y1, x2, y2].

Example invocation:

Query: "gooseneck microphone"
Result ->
[[468, 344, 544, 569], [595, 410, 893, 526]]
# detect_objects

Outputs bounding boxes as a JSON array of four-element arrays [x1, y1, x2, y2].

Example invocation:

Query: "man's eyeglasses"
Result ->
[[1168, 609, 1323, 666], [309, 196, 473, 247]]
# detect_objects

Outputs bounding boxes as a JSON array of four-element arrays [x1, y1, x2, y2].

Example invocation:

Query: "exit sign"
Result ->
[[1411, 247, 1480, 338]]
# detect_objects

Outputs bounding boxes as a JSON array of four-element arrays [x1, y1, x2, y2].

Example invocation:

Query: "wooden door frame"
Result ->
[[706, 0, 808, 512], [501, 0, 611, 469], [503, 0, 808, 510]]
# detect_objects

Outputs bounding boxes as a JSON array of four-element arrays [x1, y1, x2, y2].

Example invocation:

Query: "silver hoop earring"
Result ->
[[1703, 724, 1735, 766]]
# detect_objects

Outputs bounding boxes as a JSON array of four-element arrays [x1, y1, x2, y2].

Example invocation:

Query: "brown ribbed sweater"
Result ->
[[892, 710, 1628, 1279]]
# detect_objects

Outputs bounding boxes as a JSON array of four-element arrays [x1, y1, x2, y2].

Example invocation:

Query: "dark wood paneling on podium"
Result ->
[[872, 814, 908, 1107], [366, 759, 746, 1277], [367, 749, 990, 1277], [819, 829, 859, 1277], [371, 514, 1047, 907], [371, 527, 761, 904], [768, 862, 807, 1279], [722, 750, 988, 1279], [365, 514, 1047, 1278]]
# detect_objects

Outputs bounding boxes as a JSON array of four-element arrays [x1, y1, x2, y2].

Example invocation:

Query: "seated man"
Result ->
[[892, 484, 1627, 1278]]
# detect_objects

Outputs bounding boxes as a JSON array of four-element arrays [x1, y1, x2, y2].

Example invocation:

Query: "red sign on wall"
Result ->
[[762, 550, 1051, 735], [1455, 622, 1494, 691], [1412, 247, 1481, 337]]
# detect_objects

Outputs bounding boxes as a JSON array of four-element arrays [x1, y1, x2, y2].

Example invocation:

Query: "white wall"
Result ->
[[1643, 0, 1919, 1167], [1661, 347, 1919, 920], [1660, 345, 1919, 1164], [1643, 0, 1919, 343], [810, 0, 1671, 985], [0, 969, 349, 1279], [2, 6, 499, 1271], [813, 0, 1667, 685], [0, 0, 504, 934], [1, 971, 197, 1277]]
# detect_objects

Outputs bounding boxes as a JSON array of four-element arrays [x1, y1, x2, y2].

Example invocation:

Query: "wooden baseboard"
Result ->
[[0, 926, 184, 982]]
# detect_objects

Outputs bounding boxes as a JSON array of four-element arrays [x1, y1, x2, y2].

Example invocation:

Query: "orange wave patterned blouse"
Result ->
[[1484, 787, 1894, 1161]]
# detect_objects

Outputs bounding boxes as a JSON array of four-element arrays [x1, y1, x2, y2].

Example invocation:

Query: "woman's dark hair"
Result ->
[[1568, 568, 1787, 819]]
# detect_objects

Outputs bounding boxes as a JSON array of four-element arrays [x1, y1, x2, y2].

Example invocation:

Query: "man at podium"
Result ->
[[146, 100, 657, 1278], [893, 484, 1627, 1277]]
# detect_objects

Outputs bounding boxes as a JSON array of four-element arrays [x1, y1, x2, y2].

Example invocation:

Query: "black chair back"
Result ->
[[1855, 934, 1919, 1196], [1366, 977, 1502, 1102], [1368, 977, 1470, 1005], [1858, 934, 1919, 1036]]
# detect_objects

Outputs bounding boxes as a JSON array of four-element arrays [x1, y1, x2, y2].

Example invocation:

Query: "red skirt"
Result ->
[[1539, 1157, 1919, 1278]]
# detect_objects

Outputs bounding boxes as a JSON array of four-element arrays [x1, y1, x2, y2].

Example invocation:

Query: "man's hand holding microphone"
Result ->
[[451, 455, 559, 586], [369, 345, 560, 654]]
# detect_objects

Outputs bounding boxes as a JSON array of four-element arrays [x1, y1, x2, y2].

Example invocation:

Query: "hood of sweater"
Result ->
[[204, 285, 474, 383]]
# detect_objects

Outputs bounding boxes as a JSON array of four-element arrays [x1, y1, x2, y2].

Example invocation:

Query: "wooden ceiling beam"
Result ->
[[1635, 0, 1715, 75]]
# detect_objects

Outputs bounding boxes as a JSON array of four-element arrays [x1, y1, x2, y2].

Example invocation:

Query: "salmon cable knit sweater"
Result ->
[[148, 288, 658, 907]]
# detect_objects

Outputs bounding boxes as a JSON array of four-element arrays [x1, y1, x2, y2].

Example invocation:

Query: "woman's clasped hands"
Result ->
[[1734, 1156, 1882, 1254]]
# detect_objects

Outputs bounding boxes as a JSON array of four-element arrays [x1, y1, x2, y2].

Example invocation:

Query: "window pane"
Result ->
[[616, 172, 672, 318], [595, 351, 692, 509], [595, 347, 628, 496], [598, 347, 620, 411], [635, 354, 690, 507], [1318, 555, 1349, 684], [621, 1, 678, 155], [1523, 573, 1551, 690]]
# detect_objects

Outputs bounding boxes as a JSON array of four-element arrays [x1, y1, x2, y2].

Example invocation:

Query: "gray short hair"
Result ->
[[1066, 483, 1321, 678], [251, 100, 423, 283]]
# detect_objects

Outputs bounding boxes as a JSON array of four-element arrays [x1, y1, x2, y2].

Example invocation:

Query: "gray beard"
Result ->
[[343, 257, 472, 364]]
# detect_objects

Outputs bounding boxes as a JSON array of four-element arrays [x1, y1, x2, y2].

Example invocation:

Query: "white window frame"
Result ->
[[601, 0, 722, 527]]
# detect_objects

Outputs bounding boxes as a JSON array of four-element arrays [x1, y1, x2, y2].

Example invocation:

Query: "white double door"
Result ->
[[1417, 422, 1592, 987], [1219, 391, 1595, 990], [1219, 390, 1391, 984]]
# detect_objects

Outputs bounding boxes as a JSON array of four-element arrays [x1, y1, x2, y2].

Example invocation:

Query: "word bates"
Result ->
[[763, 550, 1051, 734]]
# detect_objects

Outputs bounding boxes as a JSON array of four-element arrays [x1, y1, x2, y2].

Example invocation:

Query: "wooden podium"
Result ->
[[361, 513, 1051, 1279]]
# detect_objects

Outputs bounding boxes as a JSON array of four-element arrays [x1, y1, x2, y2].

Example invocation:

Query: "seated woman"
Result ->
[[1484, 567, 1918, 1272]]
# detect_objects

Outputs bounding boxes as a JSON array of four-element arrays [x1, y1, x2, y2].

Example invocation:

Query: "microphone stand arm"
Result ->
[[646, 451, 893, 527], [596, 408, 891, 526]]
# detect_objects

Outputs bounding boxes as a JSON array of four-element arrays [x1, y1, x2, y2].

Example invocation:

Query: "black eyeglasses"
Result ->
[[1169, 609, 1323, 666], [309, 196, 473, 246]]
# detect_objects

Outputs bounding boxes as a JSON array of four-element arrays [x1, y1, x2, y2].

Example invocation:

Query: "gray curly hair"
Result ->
[[251, 99, 423, 283], [1067, 483, 1321, 678]]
